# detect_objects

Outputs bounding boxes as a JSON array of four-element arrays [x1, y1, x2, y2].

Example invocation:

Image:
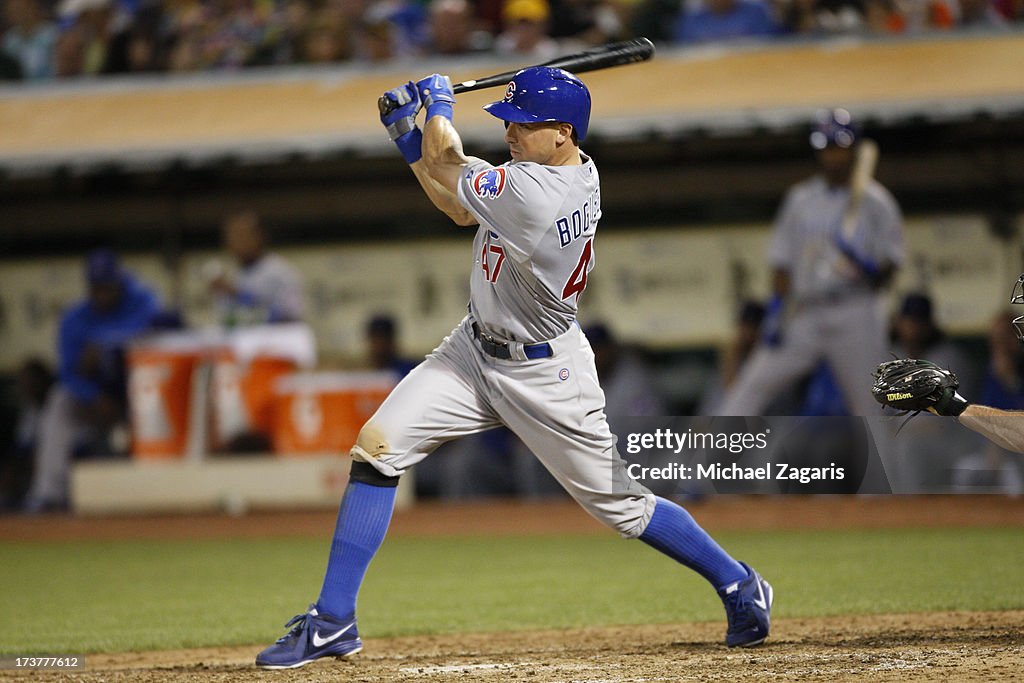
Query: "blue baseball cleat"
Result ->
[[255, 604, 362, 669], [718, 562, 773, 648]]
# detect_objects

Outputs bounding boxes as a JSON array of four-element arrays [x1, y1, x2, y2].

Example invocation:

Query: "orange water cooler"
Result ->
[[126, 336, 205, 459], [209, 323, 318, 451], [272, 372, 397, 455]]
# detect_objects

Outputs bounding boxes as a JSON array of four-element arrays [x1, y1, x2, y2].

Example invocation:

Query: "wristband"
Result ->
[[394, 127, 422, 165], [425, 102, 453, 122]]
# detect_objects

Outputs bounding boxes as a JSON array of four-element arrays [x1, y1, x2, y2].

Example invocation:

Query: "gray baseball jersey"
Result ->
[[769, 177, 903, 302], [353, 153, 656, 538], [220, 253, 306, 325], [457, 157, 601, 344]]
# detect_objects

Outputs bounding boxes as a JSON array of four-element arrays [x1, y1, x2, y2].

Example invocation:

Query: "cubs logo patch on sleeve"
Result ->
[[472, 167, 507, 200]]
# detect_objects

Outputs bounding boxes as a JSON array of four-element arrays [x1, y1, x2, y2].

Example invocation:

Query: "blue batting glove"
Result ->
[[761, 294, 785, 348], [380, 81, 423, 164], [415, 74, 454, 122], [835, 236, 880, 280]]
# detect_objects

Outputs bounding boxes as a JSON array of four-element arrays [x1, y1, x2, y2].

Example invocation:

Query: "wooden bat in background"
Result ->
[[841, 138, 879, 241], [377, 38, 656, 117]]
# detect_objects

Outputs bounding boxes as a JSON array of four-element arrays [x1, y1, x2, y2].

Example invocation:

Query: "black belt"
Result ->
[[472, 323, 553, 360]]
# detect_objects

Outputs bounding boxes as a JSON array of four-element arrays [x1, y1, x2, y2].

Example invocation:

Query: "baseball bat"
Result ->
[[841, 138, 878, 241], [378, 38, 655, 117]]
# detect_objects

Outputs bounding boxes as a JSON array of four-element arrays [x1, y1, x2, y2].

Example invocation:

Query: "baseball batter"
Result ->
[[720, 109, 904, 416], [255, 68, 773, 669]]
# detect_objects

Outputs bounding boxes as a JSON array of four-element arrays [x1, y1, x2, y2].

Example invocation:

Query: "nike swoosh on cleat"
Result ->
[[311, 623, 355, 648], [753, 581, 768, 611]]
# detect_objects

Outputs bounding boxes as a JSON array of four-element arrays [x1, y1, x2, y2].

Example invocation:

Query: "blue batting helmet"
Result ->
[[483, 66, 591, 142], [810, 108, 859, 150]]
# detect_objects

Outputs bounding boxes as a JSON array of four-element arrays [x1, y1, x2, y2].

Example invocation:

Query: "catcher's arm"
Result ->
[[958, 404, 1024, 454]]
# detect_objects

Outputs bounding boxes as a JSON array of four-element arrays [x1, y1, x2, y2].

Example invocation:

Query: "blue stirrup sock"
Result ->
[[639, 496, 748, 590], [316, 481, 397, 618]]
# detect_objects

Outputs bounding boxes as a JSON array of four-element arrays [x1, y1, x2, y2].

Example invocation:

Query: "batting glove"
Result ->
[[380, 82, 423, 164], [415, 74, 454, 122]]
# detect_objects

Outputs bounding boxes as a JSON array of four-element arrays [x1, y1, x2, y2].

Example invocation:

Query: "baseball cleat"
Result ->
[[255, 604, 362, 669], [718, 562, 773, 648]]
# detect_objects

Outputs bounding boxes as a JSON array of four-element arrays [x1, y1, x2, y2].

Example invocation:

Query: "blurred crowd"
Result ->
[[1, 0, 1021, 82]]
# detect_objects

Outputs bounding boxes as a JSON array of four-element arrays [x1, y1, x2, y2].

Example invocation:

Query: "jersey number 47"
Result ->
[[482, 238, 593, 302]]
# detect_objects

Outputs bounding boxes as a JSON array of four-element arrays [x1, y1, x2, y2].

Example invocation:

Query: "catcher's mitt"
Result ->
[[871, 358, 969, 417]]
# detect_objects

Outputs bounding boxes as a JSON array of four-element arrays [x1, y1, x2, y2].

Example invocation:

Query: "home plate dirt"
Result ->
[[11, 610, 1022, 682]]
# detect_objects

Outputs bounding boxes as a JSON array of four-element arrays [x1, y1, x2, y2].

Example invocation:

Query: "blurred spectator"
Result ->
[[380, 0, 432, 58], [2, 0, 58, 80], [365, 314, 418, 377], [207, 210, 306, 326], [978, 311, 1024, 410], [426, 0, 493, 55], [586, 322, 666, 420], [275, 0, 313, 63], [0, 49, 22, 80], [56, 0, 124, 76], [674, 0, 780, 43], [355, 4, 398, 61], [957, 0, 1010, 27], [495, 0, 560, 58], [890, 292, 976, 395], [548, 0, 625, 44], [631, 0, 683, 41], [864, 0, 909, 32], [53, 22, 88, 76], [300, 4, 354, 62], [993, 0, 1022, 19], [104, 3, 167, 73], [781, 0, 868, 34], [23, 250, 163, 512], [0, 359, 54, 510], [890, 0, 958, 31], [164, 0, 211, 72]]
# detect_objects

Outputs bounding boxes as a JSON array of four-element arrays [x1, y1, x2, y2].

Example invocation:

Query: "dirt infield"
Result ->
[[4, 496, 1023, 681], [10, 611, 1024, 682]]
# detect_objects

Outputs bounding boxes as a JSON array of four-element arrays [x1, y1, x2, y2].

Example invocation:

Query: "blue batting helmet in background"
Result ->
[[483, 66, 592, 142], [810, 108, 859, 150]]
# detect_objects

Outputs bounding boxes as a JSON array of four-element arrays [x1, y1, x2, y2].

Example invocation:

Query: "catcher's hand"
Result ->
[[871, 358, 969, 417]]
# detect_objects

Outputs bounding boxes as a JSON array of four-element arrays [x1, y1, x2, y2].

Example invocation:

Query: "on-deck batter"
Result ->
[[255, 67, 774, 670], [719, 109, 904, 417]]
